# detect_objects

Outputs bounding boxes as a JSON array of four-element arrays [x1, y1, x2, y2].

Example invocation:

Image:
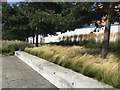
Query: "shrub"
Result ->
[[109, 40, 120, 53], [1, 40, 33, 55], [48, 40, 120, 53]]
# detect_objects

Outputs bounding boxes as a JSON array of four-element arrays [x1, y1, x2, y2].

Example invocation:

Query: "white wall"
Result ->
[[44, 24, 120, 43], [28, 24, 120, 43]]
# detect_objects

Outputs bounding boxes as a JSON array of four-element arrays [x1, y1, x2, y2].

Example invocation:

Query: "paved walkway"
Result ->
[[2, 56, 58, 89]]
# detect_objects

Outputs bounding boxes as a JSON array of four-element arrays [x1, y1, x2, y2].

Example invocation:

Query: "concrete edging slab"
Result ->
[[15, 51, 113, 88]]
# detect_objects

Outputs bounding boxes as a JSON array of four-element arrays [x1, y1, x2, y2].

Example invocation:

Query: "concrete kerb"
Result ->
[[15, 51, 114, 89]]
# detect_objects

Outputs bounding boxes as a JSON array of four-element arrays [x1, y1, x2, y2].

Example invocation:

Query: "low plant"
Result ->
[[47, 40, 120, 52], [1, 40, 33, 55], [25, 45, 120, 88]]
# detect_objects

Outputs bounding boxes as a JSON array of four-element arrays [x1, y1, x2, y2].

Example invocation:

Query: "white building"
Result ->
[[28, 24, 120, 43]]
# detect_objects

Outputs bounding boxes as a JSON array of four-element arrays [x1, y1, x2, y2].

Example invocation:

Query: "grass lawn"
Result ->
[[25, 45, 120, 88]]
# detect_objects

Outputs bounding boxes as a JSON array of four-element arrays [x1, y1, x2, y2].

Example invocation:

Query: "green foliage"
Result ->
[[47, 40, 101, 48], [1, 40, 33, 55], [47, 40, 120, 53], [109, 41, 120, 53], [2, 2, 97, 41], [2, 3, 31, 41], [2, 2, 119, 40], [29, 11, 64, 36], [2, 45, 15, 55]]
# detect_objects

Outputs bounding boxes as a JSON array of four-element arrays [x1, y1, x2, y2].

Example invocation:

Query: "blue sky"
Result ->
[[8, 2, 16, 5], [7, 0, 26, 5], [8, 0, 24, 2]]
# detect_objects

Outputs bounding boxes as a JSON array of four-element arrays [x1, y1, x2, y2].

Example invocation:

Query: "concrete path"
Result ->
[[2, 56, 58, 89]]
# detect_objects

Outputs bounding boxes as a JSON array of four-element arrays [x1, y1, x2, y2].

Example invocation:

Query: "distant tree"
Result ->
[[18, 2, 64, 44], [2, 3, 31, 41], [29, 10, 65, 47], [2, 2, 14, 40]]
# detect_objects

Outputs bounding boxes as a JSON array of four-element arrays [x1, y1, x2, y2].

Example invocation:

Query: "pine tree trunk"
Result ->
[[32, 35, 35, 44], [26, 37, 28, 42], [35, 33, 38, 47], [101, 3, 114, 59]]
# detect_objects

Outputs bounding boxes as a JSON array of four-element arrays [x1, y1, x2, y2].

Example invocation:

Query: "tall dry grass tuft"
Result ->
[[25, 45, 120, 88]]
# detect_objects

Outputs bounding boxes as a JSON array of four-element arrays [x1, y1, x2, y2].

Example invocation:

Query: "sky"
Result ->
[[8, 0, 25, 2], [8, 2, 16, 5], [7, 0, 27, 5]]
